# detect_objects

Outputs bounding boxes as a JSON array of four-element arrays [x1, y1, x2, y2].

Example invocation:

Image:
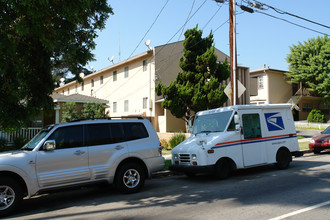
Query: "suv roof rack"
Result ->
[[69, 116, 144, 123]]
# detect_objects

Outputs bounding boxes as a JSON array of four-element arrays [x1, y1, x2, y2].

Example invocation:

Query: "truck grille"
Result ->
[[179, 154, 191, 164]]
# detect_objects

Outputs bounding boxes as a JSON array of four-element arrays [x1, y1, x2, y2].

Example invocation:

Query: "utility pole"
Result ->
[[229, 0, 237, 105]]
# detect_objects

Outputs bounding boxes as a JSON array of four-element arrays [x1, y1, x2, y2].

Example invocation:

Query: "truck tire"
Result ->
[[214, 159, 230, 180], [0, 177, 23, 217], [115, 162, 146, 194], [276, 149, 291, 170]]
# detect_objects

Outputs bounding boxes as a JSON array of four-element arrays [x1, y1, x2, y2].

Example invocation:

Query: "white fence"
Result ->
[[0, 127, 42, 145]]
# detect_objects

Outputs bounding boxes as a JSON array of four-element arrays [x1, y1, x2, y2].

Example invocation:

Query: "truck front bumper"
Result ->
[[169, 164, 215, 174]]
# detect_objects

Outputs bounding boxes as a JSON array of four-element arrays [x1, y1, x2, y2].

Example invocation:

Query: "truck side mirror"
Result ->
[[43, 140, 56, 151], [234, 115, 240, 124], [234, 115, 241, 132]]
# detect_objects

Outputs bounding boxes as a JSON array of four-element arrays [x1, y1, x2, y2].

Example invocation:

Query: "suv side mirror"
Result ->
[[44, 140, 56, 151]]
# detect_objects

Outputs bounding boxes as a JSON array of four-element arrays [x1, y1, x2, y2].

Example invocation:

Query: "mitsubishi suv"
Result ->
[[0, 117, 164, 216]]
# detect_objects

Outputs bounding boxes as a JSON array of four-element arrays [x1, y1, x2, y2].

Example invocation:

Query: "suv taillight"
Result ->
[[158, 143, 162, 156]]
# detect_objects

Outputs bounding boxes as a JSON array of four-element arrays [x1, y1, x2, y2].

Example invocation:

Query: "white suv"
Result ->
[[0, 118, 164, 216]]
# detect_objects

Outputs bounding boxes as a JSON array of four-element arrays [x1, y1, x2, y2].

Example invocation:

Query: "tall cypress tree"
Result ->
[[156, 26, 230, 123]]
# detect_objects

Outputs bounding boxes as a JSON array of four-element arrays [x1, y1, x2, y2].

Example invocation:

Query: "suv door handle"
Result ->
[[115, 145, 124, 150], [74, 150, 85, 155]]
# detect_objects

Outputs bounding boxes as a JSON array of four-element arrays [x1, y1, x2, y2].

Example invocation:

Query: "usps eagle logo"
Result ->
[[264, 112, 285, 131]]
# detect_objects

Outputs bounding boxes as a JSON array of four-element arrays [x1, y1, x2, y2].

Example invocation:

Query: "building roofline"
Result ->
[[250, 67, 289, 74]]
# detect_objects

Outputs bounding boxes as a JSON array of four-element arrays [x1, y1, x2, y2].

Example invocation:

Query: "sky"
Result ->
[[88, 0, 330, 72]]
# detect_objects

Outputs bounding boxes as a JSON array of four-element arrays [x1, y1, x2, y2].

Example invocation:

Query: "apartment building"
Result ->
[[54, 41, 250, 132], [250, 67, 329, 121]]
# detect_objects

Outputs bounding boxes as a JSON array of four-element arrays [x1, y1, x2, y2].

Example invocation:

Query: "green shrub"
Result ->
[[307, 109, 326, 123], [169, 133, 186, 149], [160, 138, 169, 150]]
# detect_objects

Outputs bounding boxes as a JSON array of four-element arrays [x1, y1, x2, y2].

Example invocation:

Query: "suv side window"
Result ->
[[109, 123, 125, 144], [47, 125, 84, 149], [86, 123, 111, 146], [123, 123, 149, 141]]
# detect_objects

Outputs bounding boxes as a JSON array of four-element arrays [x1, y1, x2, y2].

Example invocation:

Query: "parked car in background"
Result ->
[[0, 117, 164, 216], [309, 126, 330, 154]]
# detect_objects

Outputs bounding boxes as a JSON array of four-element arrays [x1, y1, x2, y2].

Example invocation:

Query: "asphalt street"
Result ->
[[5, 152, 330, 220]]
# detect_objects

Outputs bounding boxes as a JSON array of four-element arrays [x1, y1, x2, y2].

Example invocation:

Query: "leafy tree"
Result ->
[[156, 26, 230, 122], [0, 1, 113, 130], [285, 35, 330, 99], [61, 102, 80, 122], [81, 102, 108, 119]]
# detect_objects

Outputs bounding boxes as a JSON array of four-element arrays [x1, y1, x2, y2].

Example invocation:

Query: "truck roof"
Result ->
[[197, 104, 292, 116]]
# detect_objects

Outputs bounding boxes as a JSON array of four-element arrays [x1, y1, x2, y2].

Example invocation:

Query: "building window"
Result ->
[[75, 85, 78, 93], [81, 82, 84, 91], [67, 88, 70, 94], [100, 75, 103, 84], [113, 102, 117, 113], [258, 75, 264, 89], [91, 89, 93, 96], [143, 60, 148, 71], [302, 103, 313, 112], [62, 90, 64, 94], [91, 79, 94, 87], [113, 71, 117, 81], [124, 67, 129, 78], [124, 100, 129, 112], [143, 97, 148, 109]]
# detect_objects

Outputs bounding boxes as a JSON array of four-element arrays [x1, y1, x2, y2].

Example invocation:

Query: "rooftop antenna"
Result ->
[[145, 40, 152, 51], [108, 56, 115, 64], [59, 77, 65, 87]]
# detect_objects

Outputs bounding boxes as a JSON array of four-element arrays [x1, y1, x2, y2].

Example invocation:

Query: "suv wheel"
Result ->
[[0, 177, 23, 217], [115, 162, 146, 194]]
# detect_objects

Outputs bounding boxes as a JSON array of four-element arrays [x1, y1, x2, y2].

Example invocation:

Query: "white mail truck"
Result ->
[[170, 104, 303, 179]]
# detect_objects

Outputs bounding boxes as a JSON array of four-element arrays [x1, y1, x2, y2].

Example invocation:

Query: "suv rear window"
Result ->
[[123, 123, 149, 141]]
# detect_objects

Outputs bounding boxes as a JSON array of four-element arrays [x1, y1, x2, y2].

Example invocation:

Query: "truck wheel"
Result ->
[[0, 177, 23, 217], [214, 159, 230, 180], [276, 149, 291, 170], [115, 162, 146, 194], [313, 149, 321, 154]]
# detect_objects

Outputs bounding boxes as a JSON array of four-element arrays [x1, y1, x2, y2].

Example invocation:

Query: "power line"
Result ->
[[255, 10, 328, 36], [260, 2, 330, 29], [178, 0, 196, 41], [127, 0, 169, 59]]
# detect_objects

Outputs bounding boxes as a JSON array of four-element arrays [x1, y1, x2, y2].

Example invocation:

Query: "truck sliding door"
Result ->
[[240, 110, 267, 167]]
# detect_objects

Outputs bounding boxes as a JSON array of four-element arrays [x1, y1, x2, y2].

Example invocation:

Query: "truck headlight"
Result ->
[[173, 154, 179, 160], [192, 154, 197, 160], [310, 139, 315, 144]]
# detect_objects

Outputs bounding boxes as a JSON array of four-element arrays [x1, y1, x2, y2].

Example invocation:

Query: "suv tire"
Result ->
[[115, 162, 146, 194], [0, 177, 23, 217]]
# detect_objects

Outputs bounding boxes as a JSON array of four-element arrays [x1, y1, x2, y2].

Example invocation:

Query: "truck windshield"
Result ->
[[21, 125, 54, 150], [193, 110, 233, 135]]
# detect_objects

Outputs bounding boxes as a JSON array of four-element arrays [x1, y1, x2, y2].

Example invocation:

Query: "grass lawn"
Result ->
[[299, 141, 310, 151]]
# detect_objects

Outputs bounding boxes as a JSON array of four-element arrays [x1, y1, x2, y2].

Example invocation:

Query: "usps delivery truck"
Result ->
[[170, 104, 303, 179]]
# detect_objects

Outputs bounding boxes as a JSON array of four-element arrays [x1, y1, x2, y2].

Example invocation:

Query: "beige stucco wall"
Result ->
[[268, 71, 292, 103]]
